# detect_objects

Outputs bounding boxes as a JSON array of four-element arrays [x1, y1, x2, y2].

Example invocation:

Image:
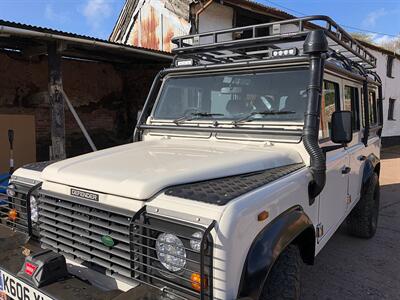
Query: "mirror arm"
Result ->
[[321, 143, 347, 154]]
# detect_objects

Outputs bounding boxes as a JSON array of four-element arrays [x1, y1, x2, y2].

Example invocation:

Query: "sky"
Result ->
[[0, 0, 398, 43], [0, 0, 125, 39], [260, 0, 400, 45]]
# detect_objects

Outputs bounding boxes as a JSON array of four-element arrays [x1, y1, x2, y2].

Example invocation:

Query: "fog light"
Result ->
[[191, 272, 208, 292], [8, 209, 18, 222], [271, 48, 298, 57], [176, 59, 194, 67]]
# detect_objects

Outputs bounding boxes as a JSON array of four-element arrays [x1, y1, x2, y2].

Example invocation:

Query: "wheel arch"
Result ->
[[236, 206, 315, 300], [362, 154, 380, 195], [292, 224, 315, 265], [374, 162, 381, 177]]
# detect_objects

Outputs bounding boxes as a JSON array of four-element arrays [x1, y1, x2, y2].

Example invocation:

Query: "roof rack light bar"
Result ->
[[171, 15, 377, 69]]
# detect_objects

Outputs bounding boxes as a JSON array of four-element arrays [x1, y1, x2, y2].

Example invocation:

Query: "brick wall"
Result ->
[[0, 52, 165, 161]]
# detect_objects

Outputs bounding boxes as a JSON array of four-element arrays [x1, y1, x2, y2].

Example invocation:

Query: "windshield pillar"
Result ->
[[134, 72, 164, 142]]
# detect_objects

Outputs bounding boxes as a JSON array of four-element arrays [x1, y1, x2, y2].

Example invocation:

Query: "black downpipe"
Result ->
[[362, 81, 370, 145], [303, 30, 329, 201], [378, 84, 384, 134]]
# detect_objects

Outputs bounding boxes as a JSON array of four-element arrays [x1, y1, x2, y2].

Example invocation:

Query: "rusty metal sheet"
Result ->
[[128, 0, 190, 52]]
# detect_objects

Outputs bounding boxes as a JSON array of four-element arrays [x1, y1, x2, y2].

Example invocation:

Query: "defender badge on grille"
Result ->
[[101, 235, 115, 247], [70, 188, 99, 201]]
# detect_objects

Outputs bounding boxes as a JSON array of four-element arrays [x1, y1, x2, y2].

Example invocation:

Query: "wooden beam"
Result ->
[[48, 41, 66, 160], [23, 45, 48, 58]]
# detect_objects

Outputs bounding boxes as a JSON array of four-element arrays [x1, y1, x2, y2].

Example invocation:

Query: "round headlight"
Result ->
[[156, 233, 186, 272], [30, 195, 39, 223], [6, 184, 16, 197], [190, 231, 203, 252]]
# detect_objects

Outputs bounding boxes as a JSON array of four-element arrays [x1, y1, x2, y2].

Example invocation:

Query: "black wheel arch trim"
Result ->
[[237, 206, 315, 300], [361, 153, 380, 196]]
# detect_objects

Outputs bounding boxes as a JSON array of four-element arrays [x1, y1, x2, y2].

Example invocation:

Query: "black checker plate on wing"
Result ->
[[22, 161, 57, 172], [165, 163, 305, 205]]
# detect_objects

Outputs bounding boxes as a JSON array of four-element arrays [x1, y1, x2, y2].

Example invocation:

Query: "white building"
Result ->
[[359, 41, 400, 146]]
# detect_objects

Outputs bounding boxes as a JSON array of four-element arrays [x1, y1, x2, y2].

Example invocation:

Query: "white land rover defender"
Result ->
[[0, 16, 382, 300]]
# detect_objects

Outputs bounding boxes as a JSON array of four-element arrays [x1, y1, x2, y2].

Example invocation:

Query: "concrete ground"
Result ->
[[301, 146, 400, 299]]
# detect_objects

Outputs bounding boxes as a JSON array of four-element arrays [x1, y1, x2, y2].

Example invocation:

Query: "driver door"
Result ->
[[317, 78, 350, 247]]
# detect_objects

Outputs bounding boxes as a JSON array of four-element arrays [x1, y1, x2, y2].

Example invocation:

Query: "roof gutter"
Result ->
[[0, 25, 173, 61]]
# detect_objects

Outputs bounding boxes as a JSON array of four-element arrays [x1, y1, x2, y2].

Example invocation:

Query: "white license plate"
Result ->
[[0, 269, 53, 300]]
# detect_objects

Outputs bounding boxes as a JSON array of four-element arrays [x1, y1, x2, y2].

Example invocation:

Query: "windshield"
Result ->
[[153, 68, 309, 124]]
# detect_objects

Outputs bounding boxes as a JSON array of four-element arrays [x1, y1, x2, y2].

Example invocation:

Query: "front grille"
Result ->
[[38, 190, 215, 299], [38, 191, 136, 281]]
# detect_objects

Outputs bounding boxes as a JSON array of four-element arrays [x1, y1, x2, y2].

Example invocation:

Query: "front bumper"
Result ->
[[0, 225, 165, 300]]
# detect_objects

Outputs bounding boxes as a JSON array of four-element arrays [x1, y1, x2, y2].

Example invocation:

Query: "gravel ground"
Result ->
[[301, 146, 400, 300]]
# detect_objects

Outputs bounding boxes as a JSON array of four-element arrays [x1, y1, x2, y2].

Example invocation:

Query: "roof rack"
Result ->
[[171, 15, 377, 69]]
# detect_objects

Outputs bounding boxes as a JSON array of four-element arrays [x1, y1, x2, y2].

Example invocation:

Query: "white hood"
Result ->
[[41, 139, 303, 200]]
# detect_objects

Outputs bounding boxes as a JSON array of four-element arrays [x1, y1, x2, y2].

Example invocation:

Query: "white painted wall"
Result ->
[[369, 49, 400, 138], [198, 2, 234, 44]]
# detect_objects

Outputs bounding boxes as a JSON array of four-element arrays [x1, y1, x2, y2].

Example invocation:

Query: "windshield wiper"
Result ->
[[173, 112, 224, 125], [232, 110, 295, 126]]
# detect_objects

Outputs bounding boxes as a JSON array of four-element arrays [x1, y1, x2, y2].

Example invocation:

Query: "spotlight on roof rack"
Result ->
[[175, 59, 194, 67], [272, 48, 298, 58]]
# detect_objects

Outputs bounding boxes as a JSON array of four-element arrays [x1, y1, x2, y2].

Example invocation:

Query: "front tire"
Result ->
[[347, 173, 380, 238], [260, 245, 301, 300]]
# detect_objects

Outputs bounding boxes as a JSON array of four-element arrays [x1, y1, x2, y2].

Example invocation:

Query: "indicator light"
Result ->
[[8, 209, 18, 222], [258, 210, 269, 221], [191, 273, 208, 292]]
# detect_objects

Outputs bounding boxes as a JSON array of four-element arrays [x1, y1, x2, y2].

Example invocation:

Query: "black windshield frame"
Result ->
[[151, 66, 310, 126]]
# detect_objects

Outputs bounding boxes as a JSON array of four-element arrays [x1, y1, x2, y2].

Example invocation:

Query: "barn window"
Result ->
[[388, 98, 396, 121], [387, 56, 395, 78]]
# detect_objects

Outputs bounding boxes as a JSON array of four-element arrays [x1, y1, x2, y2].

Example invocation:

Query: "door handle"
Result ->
[[341, 166, 351, 174], [358, 155, 367, 161]]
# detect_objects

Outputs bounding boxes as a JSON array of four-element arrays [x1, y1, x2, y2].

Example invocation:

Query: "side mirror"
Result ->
[[331, 111, 353, 144]]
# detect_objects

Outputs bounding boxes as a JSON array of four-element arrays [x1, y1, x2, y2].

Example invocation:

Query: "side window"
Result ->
[[368, 90, 378, 126], [320, 80, 340, 140], [387, 55, 395, 78], [388, 98, 396, 121], [344, 85, 360, 131], [361, 88, 366, 127]]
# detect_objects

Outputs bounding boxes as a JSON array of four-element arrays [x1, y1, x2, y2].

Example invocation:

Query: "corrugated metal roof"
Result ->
[[0, 19, 172, 61]]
